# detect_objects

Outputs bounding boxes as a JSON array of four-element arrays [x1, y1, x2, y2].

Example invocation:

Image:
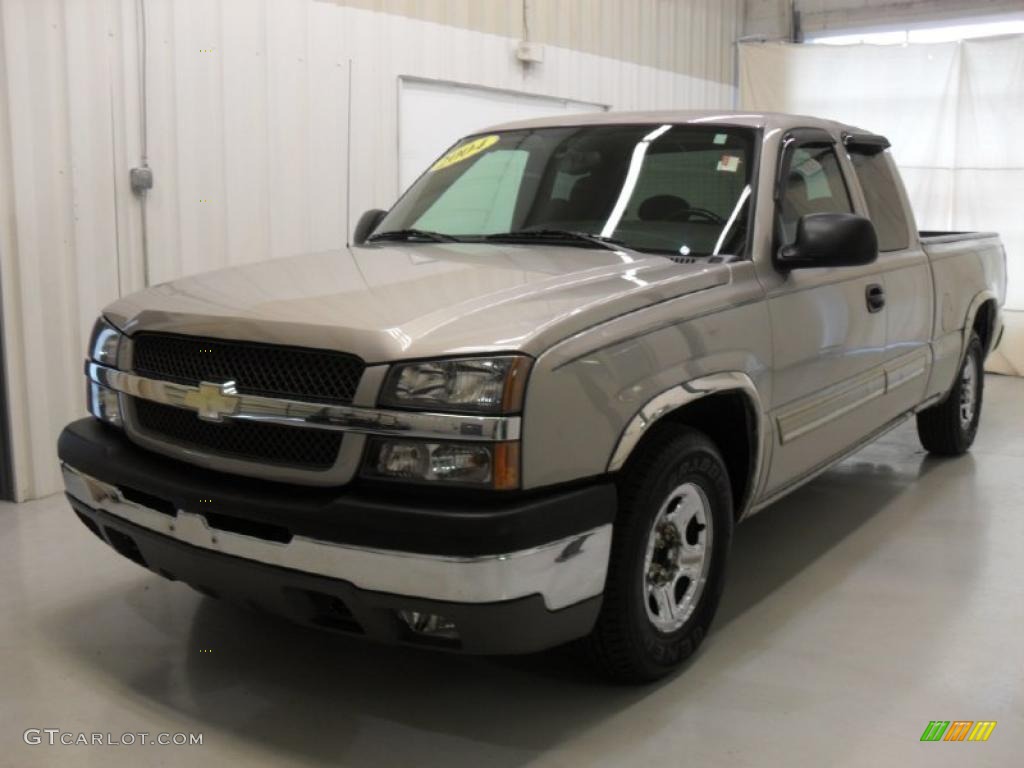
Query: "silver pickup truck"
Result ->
[[59, 111, 1006, 682]]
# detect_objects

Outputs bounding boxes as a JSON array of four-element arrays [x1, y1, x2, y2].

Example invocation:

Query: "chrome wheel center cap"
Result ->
[[648, 522, 683, 586]]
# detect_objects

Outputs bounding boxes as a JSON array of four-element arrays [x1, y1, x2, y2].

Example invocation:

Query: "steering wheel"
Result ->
[[683, 207, 726, 225]]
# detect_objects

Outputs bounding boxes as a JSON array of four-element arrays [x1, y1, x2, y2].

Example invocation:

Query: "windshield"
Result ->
[[375, 124, 756, 258]]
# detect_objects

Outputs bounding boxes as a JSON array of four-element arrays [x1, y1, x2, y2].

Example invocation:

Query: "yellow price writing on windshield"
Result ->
[[429, 135, 500, 172]]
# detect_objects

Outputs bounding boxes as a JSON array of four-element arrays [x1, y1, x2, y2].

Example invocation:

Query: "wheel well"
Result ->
[[628, 391, 757, 520], [972, 299, 997, 354]]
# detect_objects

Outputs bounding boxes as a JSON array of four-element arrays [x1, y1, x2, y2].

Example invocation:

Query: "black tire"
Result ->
[[582, 426, 733, 683], [917, 332, 984, 456]]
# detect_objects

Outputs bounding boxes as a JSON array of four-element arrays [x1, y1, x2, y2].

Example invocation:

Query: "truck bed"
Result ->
[[919, 230, 1000, 245]]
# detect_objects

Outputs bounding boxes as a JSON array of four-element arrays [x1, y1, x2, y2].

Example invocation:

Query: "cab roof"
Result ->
[[483, 109, 871, 138]]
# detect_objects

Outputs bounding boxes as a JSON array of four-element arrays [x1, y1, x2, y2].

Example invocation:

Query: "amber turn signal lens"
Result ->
[[501, 357, 533, 413], [493, 442, 521, 490]]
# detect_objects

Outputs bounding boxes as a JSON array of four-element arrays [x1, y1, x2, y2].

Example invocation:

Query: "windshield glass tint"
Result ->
[[378, 125, 756, 258]]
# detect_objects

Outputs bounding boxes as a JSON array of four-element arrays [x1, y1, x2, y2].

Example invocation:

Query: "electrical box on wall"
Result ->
[[516, 41, 545, 64], [130, 166, 154, 195]]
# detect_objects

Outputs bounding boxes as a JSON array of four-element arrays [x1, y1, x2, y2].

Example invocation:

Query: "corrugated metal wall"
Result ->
[[0, 0, 143, 501], [332, 0, 741, 83], [0, 0, 741, 500]]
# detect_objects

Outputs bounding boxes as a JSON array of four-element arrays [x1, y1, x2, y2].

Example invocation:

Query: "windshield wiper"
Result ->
[[482, 230, 628, 252], [368, 229, 461, 243]]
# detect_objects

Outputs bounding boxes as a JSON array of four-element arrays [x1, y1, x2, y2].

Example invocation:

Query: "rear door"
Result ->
[[761, 128, 891, 496], [845, 136, 933, 418]]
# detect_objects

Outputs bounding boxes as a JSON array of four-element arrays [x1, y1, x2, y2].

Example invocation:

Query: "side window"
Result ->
[[415, 150, 528, 234], [849, 150, 910, 252], [779, 144, 853, 245]]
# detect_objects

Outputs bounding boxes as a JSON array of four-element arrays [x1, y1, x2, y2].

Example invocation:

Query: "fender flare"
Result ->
[[606, 371, 768, 517], [927, 290, 998, 406], [962, 290, 1000, 358]]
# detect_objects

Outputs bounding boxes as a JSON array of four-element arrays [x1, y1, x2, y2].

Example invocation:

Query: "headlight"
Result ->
[[88, 317, 123, 367], [379, 355, 531, 414], [362, 438, 520, 490]]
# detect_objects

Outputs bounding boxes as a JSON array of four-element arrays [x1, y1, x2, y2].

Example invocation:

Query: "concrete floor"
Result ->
[[1, 375, 1022, 768]]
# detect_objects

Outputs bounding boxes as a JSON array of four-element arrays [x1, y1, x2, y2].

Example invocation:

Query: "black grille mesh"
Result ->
[[134, 400, 342, 469], [132, 333, 364, 405]]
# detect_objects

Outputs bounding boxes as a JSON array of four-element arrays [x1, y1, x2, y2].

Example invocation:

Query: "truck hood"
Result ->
[[104, 243, 730, 362]]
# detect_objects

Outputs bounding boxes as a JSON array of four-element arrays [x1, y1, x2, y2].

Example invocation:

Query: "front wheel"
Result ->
[[916, 332, 984, 456], [582, 427, 733, 683]]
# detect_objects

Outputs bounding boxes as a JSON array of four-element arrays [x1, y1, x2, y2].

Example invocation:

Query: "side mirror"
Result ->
[[776, 213, 878, 271], [352, 209, 387, 245]]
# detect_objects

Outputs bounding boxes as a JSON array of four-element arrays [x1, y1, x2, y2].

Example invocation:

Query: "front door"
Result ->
[[762, 129, 890, 496]]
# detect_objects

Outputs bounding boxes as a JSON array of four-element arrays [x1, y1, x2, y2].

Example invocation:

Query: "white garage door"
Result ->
[[398, 78, 607, 191]]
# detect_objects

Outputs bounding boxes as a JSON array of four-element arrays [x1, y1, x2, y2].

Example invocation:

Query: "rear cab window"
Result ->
[[848, 148, 911, 252]]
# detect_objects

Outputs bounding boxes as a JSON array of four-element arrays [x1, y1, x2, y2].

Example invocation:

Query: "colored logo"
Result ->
[[920, 721, 996, 742]]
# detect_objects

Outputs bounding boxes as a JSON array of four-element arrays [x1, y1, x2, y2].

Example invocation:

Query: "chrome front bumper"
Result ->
[[62, 463, 611, 611]]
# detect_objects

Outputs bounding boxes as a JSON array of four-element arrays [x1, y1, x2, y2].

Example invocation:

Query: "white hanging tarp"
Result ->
[[739, 37, 1024, 376]]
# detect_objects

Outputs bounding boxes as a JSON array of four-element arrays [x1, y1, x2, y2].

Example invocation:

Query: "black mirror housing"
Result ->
[[776, 213, 878, 271], [353, 209, 388, 245]]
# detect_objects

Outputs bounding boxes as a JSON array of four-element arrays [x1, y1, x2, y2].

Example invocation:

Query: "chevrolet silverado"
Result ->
[[59, 111, 1007, 682]]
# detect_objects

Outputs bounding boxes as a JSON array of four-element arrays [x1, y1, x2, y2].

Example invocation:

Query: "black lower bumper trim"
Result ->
[[58, 418, 616, 557], [70, 498, 602, 655]]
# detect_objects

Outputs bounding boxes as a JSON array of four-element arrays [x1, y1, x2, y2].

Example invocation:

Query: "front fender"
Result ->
[[519, 278, 772, 493]]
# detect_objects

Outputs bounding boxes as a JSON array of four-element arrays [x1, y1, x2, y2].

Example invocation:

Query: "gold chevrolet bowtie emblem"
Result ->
[[183, 381, 240, 422]]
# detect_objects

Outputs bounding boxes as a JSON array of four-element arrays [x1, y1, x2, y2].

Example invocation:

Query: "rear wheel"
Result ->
[[583, 427, 733, 683], [917, 332, 984, 455]]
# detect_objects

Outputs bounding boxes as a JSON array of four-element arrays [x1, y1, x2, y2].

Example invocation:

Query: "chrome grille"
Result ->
[[131, 333, 364, 405], [133, 400, 343, 470]]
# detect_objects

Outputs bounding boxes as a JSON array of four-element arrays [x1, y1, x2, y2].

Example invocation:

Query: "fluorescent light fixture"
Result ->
[[810, 30, 908, 45], [909, 19, 1024, 43], [808, 16, 1024, 45]]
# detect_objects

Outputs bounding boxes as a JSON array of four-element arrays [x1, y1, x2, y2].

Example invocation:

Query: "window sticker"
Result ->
[[717, 155, 741, 173], [795, 157, 823, 177], [713, 133, 728, 145], [430, 135, 501, 172]]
